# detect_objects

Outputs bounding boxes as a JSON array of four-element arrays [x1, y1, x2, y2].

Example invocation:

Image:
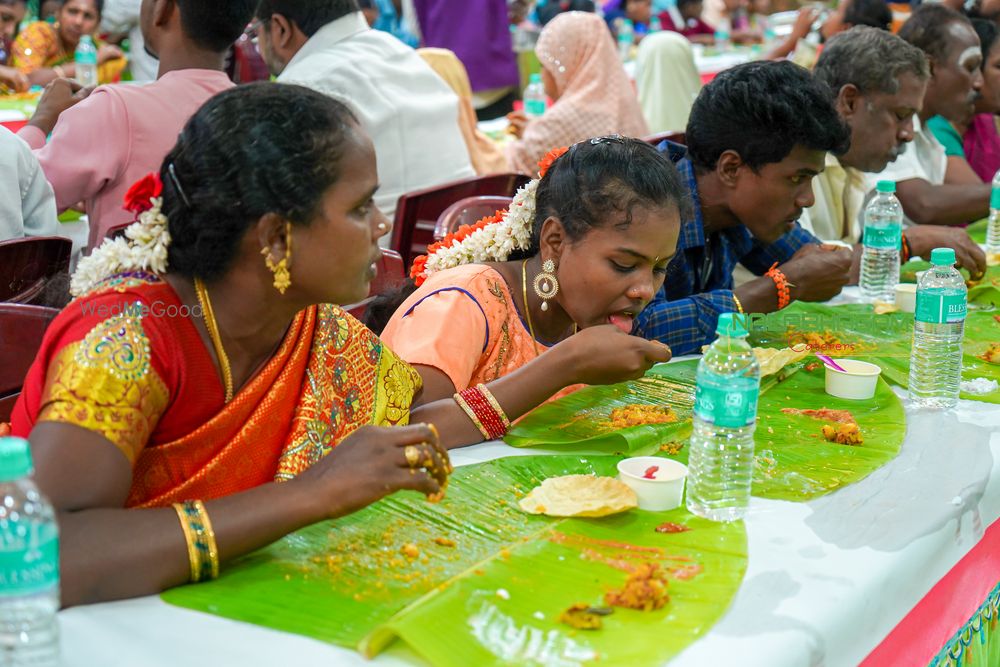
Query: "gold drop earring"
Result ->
[[533, 259, 560, 311], [261, 222, 293, 294]]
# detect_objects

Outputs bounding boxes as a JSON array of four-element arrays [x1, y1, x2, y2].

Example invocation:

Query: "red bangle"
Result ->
[[765, 262, 792, 310], [454, 385, 509, 440], [900, 233, 911, 263]]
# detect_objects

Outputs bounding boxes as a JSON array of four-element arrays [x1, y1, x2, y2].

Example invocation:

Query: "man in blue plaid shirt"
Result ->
[[634, 61, 855, 356]]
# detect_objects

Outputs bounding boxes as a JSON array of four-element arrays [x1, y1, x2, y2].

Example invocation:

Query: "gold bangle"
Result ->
[[195, 500, 220, 581], [732, 293, 745, 315], [453, 392, 491, 439], [476, 384, 511, 430], [172, 502, 201, 583]]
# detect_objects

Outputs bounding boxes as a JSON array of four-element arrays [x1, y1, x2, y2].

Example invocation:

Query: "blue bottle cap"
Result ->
[[930, 248, 956, 266], [876, 180, 896, 194], [716, 312, 749, 337]]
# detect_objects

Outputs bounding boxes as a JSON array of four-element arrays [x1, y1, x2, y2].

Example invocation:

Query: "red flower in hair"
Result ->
[[123, 172, 163, 215], [410, 255, 429, 285], [538, 146, 569, 179]]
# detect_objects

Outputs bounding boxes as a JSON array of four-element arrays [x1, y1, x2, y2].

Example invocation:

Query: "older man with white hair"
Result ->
[[802, 25, 985, 276], [864, 5, 991, 228]]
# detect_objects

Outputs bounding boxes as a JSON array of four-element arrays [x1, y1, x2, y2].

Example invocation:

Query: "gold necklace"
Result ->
[[194, 278, 234, 403]]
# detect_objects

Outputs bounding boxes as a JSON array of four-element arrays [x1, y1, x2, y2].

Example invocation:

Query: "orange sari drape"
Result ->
[[129, 304, 422, 507], [11, 274, 421, 509]]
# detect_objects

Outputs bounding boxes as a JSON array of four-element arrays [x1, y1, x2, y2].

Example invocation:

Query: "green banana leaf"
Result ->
[[503, 365, 696, 455], [967, 218, 987, 245], [163, 455, 748, 666], [751, 300, 1000, 404], [506, 360, 905, 502]]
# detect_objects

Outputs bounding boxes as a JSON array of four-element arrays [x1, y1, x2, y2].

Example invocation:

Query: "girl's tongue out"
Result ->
[[608, 313, 634, 333]]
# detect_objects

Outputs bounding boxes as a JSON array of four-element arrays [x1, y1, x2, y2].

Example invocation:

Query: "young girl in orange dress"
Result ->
[[379, 136, 688, 405]]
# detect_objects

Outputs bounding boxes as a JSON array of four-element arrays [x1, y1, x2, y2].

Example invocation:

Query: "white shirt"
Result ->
[[864, 116, 947, 226], [0, 127, 60, 242], [278, 13, 474, 219], [100, 0, 159, 82], [798, 153, 867, 243]]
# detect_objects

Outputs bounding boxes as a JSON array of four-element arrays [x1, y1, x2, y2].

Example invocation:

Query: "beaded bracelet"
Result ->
[[476, 384, 511, 432], [172, 500, 220, 583], [900, 233, 911, 263], [454, 385, 510, 440], [765, 263, 792, 310]]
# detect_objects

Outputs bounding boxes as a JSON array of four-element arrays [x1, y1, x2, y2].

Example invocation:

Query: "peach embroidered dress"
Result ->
[[382, 264, 580, 400]]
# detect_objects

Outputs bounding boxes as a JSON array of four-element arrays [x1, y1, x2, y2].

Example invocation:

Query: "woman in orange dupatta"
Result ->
[[11, 83, 666, 607]]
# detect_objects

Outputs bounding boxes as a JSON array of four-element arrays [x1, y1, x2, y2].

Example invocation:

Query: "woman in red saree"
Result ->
[[10, 83, 665, 607]]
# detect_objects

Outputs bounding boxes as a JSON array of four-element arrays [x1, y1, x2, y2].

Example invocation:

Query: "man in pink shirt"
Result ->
[[18, 0, 255, 248]]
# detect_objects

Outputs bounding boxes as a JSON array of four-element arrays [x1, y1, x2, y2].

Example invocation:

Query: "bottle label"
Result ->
[[915, 290, 967, 324], [864, 225, 901, 250], [0, 521, 59, 596], [524, 99, 546, 117], [694, 371, 759, 428]]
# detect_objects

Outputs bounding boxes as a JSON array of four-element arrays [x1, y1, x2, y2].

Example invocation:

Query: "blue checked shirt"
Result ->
[[634, 142, 820, 356]]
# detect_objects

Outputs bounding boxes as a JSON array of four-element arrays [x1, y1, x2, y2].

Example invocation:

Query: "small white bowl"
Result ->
[[617, 457, 688, 511], [895, 283, 917, 313], [824, 359, 882, 400]]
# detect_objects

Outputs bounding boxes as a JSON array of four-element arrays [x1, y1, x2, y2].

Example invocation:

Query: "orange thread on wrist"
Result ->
[[765, 263, 792, 310]]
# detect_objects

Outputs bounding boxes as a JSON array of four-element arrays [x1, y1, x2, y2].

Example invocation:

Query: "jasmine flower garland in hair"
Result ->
[[70, 173, 173, 297], [410, 146, 568, 286]]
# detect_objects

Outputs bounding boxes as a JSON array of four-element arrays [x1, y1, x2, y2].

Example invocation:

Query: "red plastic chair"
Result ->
[[644, 131, 686, 146], [104, 222, 132, 240], [390, 173, 531, 269], [0, 304, 59, 422], [433, 195, 514, 241], [0, 236, 72, 305], [346, 249, 406, 320]]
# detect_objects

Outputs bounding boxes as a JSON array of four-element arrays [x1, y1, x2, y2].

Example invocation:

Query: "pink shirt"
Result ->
[[18, 70, 234, 248]]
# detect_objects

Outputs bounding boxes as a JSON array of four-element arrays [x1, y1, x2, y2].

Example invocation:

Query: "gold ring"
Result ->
[[404, 445, 420, 468]]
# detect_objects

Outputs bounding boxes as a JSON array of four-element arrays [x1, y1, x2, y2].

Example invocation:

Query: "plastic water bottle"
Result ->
[[859, 180, 903, 302], [714, 17, 731, 52], [908, 248, 967, 410], [686, 313, 761, 522], [523, 73, 547, 119], [0, 437, 59, 667], [986, 169, 1000, 260], [649, 15, 663, 32], [74, 35, 98, 88], [617, 19, 634, 62]]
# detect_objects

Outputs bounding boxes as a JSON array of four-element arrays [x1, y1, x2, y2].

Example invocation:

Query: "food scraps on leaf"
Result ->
[[604, 562, 670, 611], [606, 405, 679, 429], [654, 522, 690, 534], [559, 603, 613, 630]]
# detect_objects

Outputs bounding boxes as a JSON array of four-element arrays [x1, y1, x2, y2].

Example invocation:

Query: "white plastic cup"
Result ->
[[617, 457, 688, 511], [895, 283, 917, 313], [824, 359, 882, 400]]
